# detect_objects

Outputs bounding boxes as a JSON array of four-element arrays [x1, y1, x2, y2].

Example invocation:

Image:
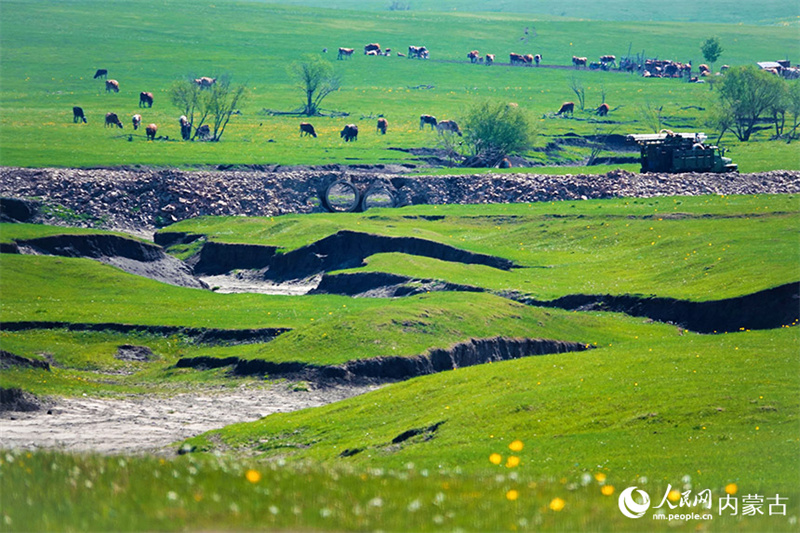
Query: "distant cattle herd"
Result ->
[[73, 44, 795, 149]]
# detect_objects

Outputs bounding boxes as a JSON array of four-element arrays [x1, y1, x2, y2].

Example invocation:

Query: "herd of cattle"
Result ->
[[74, 46, 791, 145]]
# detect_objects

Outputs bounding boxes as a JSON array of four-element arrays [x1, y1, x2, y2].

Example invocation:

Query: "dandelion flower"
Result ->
[[509, 440, 524, 452], [245, 469, 261, 483], [725, 483, 737, 495], [594, 473, 606, 483], [506, 489, 519, 501], [506, 456, 521, 468], [549, 497, 565, 511], [601, 485, 615, 496], [489, 453, 502, 465]]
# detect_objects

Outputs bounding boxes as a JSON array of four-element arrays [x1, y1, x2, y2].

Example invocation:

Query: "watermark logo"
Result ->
[[618, 486, 651, 519]]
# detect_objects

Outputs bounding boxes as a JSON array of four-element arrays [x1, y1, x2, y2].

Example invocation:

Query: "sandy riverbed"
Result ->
[[0, 383, 379, 455]]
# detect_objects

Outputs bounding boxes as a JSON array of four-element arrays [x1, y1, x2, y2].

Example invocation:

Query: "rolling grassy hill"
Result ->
[[1, 196, 798, 531], [0, 0, 797, 170]]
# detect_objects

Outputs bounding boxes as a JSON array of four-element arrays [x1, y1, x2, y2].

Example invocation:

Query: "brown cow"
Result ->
[[194, 77, 216, 88], [93, 69, 108, 79], [600, 55, 616, 65], [364, 43, 381, 55], [132, 114, 142, 130], [340, 123, 358, 142], [377, 118, 388, 134], [139, 92, 154, 108], [105, 80, 120, 93], [72, 106, 87, 123], [338, 47, 354, 60], [498, 158, 512, 168], [572, 56, 587, 68], [485, 54, 495, 65], [467, 50, 480, 63], [509, 53, 525, 65], [145, 123, 157, 141], [556, 102, 575, 116], [523, 54, 534, 65], [105, 112, 123, 128], [436, 120, 462, 136], [300, 122, 317, 138], [596, 103, 610, 117], [420, 114, 437, 129]]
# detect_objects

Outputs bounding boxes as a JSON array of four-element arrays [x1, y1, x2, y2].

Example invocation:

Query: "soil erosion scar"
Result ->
[[178, 336, 590, 384], [12, 233, 206, 289], [264, 230, 519, 281]]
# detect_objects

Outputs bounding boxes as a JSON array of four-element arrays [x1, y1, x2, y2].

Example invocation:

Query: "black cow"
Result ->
[[72, 106, 87, 123]]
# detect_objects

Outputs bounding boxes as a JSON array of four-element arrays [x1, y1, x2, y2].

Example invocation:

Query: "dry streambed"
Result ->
[[0, 383, 379, 454]]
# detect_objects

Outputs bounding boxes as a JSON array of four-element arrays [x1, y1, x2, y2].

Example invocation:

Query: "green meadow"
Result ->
[[2, 197, 799, 531], [2, 1, 800, 531], [0, 0, 798, 171]]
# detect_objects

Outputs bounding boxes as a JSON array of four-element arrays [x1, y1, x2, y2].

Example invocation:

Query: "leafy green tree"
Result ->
[[713, 66, 784, 141], [170, 75, 246, 141], [289, 55, 341, 116], [701, 37, 724, 70], [461, 101, 535, 167]]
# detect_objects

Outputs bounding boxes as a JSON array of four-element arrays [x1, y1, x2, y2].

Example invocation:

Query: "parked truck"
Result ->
[[627, 131, 738, 173]]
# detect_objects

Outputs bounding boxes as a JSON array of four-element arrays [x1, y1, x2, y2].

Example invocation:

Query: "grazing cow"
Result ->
[[408, 45, 428, 59], [340, 124, 358, 142], [698, 64, 710, 76], [720, 64, 730, 73], [589, 62, 602, 70], [467, 50, 480, 63], [105, 112, 123, 128], [196, 124, 211, 140], [145, 123, 157, 141], [419, 114, 438, 129], [556, 102, 575, 116], [105, 79, 120, 93], [72, 106, 87, 123], [194, 77, 217, 88], [596, 103, 610, 117], [364, 43, 381, 55], [132, 114, 142, 130], [299, 122, 317, 138], [572, 56, 587, 68], [338, 47, 354, 60], [179, 115, 191, 140], [600, 55, 616, 66], [523, 54, 534, 65], [534, 54, 542, 66], [139, 92, 154, 108], [509, 53, 525, 65], [498, 158, 512, 168], [377, 118, 388, 134], [93, 69, 108, 79], [437, 120, 462, 136], [485, 54, 495, 65]]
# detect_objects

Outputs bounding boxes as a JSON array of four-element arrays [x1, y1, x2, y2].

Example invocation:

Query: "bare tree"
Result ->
[[638, 101, 664, 133], [289, 55, 341, 116], [569, 76, 586, 111]]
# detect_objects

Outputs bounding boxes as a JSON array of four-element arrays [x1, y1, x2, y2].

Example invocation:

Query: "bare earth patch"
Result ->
[[0, 383, 379, 454]]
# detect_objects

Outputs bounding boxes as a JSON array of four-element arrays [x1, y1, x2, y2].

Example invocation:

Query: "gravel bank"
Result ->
[[2, 166, 798, 236]]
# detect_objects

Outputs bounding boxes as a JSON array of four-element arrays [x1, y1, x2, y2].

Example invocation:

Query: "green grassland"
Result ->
[[1, 198, 798, 531], [0, 0, 798, 171]]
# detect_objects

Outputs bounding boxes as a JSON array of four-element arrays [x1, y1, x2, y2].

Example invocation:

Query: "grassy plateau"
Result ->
[[1, 0, 799, 532]]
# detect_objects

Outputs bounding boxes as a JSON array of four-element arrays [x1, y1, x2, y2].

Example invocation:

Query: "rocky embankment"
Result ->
[[1, 166, 798, 235]]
